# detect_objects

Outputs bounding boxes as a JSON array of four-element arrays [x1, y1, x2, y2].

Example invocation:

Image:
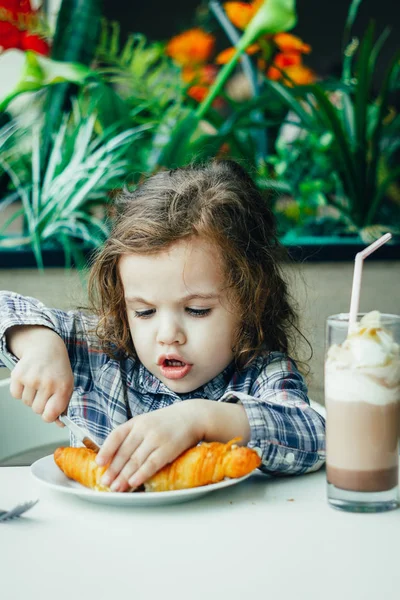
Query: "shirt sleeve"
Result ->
[[0, 290, 94, 375], [219, 354, 326, 476]]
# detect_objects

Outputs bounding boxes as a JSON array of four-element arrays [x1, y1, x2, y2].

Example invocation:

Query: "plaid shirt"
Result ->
[[0, 291, 326, 475]]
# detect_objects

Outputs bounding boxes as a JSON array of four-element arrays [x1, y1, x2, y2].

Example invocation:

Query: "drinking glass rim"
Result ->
[[327, 312, 400, 326]]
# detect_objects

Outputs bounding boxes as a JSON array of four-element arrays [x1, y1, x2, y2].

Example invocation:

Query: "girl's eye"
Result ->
[[186, 308, 211, 317], [134, 309, 155, 318]]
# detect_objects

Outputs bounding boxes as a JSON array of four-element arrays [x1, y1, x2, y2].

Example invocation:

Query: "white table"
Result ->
[[0, 466, 399, 600]]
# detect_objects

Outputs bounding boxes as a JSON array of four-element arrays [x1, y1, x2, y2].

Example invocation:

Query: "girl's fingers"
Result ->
[[42, 392, 69, 422], [9, 379, 23, 400], [110, 439, 155, 491], [97, 429, 143, 486], [21, 385, 37, 407], [127, 447, 167, 489], [95, 422, 132, 467], [30, 388, 49, 416], [103, 436, 144, 488]]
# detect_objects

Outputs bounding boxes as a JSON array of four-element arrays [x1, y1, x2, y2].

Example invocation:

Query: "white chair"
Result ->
[[310, 399, 326, 418], [0, 377, 69, 466]]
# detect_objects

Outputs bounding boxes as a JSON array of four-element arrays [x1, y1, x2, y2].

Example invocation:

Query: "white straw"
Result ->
[[348, 233, 392, 333]]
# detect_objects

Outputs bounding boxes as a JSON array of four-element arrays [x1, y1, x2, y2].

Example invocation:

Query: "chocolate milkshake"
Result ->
[[325, 311, 400, 510]]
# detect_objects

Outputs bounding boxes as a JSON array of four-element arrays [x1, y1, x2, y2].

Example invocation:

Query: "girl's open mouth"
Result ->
[[159, 358, 192, 380]]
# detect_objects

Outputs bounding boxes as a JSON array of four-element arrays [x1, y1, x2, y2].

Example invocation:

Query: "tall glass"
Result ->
[[325, 313, 400, 512]]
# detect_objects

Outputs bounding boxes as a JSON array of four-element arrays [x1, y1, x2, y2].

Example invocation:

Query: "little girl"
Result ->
[[0, 160, 325, 491]]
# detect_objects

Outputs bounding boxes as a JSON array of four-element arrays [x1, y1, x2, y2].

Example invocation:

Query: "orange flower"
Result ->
[[184, 65, 219, 104], [267, 65, 281, 81], [273, 51, 302, 69], [187, 84, 224, 109], [223, 0, 264, 30], [268, 63, 315, 86], [166, 28, 215, 67], [283, 64, 316, 86], [267, 52, 301, 81], [266, 33, 314, 86], [273, 33, 311, 54], [224, 2, 257, 30], [182, 64, 217, 84], [215, 43, 259, 64], [187, 85, 209, 102]]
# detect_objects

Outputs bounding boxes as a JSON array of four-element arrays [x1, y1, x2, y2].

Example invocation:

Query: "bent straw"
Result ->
[[348, 233, 392, 333]]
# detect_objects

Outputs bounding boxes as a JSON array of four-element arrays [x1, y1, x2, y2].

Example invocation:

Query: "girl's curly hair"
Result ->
[[88, 159, 307, 369]]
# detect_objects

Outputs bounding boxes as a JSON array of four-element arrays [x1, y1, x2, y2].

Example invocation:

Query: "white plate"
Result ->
[[31, 454, 255, 506]]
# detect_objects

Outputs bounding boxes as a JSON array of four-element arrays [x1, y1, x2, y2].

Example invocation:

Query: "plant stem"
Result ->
[[209, 1, 259, 97], [196, 47, 243, 120], [209, 1, 267, 159]]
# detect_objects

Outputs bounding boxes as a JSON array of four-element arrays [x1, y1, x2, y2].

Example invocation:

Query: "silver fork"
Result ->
[[0, 499, 39, 522]]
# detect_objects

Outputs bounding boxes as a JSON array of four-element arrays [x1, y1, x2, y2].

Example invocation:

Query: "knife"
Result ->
[[0, 348, 100, 452]]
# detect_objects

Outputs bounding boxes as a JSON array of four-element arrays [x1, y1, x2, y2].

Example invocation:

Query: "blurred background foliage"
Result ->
[[0, 0, 399, 266]]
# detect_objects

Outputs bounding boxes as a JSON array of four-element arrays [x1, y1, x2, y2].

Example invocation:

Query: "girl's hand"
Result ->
[[7, 325, 74, 425], [95, 402, 205, 492]]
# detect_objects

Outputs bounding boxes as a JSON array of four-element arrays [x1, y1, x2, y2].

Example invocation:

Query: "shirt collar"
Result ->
[[133, 361, 236, 399]]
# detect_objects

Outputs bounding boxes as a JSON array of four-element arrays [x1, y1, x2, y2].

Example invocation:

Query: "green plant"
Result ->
[[0, 106, 150, 268], [2, 0, 398, 260], [146, 0, 297, 170], [96, 22, 185, 119], [41, 0, 103, 167], [261, 0, 400, 238], [93, 21, 188, 177]]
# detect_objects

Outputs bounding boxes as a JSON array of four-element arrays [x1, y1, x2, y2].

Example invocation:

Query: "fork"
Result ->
[[0, 499, 39, 522]]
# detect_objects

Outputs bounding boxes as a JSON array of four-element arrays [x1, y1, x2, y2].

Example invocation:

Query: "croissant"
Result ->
[[54, 447, 110, 492], [144, 438, 261, 492], [54, 438, 261, 493]]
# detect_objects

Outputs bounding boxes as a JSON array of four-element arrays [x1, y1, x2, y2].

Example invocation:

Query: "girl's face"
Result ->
[[119, 236, 240, 394]]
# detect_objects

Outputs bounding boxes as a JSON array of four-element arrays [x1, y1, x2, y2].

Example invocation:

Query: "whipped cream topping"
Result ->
[[325, 311, 400, 405]]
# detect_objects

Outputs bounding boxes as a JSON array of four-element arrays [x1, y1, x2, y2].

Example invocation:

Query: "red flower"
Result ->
[[0, 0, 50, 54], [21, 31, 50, 55], [0, 25, 21, 49]]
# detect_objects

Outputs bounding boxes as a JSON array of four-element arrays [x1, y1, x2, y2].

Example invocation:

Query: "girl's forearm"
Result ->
[[192, 399, 251, 446], [6, 325, 59, 359]]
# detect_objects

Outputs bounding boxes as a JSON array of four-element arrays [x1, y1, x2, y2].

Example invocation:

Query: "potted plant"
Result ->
[[152, 0, 400, 259], [0, 0, 398, 267], [0, 0, 147, 267], [259, 0, 400, 259]]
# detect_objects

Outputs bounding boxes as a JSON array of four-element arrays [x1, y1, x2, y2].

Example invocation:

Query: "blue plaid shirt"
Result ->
[[0, 291, 326, 475]]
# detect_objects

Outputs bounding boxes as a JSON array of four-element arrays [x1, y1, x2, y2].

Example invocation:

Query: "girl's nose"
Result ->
[[156, 318, 186, 346]]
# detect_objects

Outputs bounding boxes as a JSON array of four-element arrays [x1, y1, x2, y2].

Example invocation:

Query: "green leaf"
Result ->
[[241, 0, 297, 49], [310, 85, 359, 218], [0, 50, 96, 112], [353, 22, 375, 213], [366, 165, 400, 225], [0, 206, 25, 236], [197, 0, 296, 119], [261, 80, 315, 130], [42, 0, 103, 176], [366, 48, 400, 224], [342, 0, 364, 53], [0, 104, 146, 264], [147, 110, 199, 170]]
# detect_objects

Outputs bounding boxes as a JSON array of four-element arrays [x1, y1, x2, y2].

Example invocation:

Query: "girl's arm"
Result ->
[[202, 354, 326, 476], [0, 291, 99, 369], [0, 291, 98, 423], [96, 354, 325, 491]]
